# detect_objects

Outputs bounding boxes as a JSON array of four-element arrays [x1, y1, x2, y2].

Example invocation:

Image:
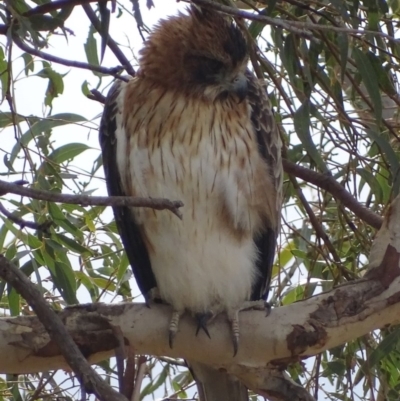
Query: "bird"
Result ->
[[99, 5, 282, 401]]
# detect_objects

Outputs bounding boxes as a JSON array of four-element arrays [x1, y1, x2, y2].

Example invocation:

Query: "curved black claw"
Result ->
[[265, 301, 271, 317], [169, 330, 175, 349], [195, 312, 213, 339], [233, 335, 239, 357]]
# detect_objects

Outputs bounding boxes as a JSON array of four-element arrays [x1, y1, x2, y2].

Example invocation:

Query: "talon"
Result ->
[[169, 331, 175, 348], [169, 310, 183, 348], [195, 312, 214, 338], [265, 301, 271, 317], [232, 320, 239, 357], [228, 310, 240, 356]]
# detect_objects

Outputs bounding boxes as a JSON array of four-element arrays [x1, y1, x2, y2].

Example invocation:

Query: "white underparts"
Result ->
[[115, 82, 275, 315]]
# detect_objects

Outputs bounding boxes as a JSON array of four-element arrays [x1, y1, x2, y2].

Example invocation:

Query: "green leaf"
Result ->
[[56, 233, 93, 256], [7, 286, 20, 316], [0, 46, 9, 102], [27, 234, 42, 250], [44, 243, 77, 305], [81, 80, 91, 97], [365, 127, 400, 195], [21, 53, 34, 76], [28, 5, 73, 31], [53, 261, 78, 305], [356, 167, 383, 203], [48, 202, 66, 221], [366, 52, 397, 96], [322, 360, 346, 377], [84, 25, 103, 78], [281, 34, 300, 89], [9, 113, 87, 166], [337, 33, 348, 83], [353, 47, 382, 122], [92, 277, 116, 291], [75, 271, 97, 300], [0, 112, 37, 129], [48, 143, 91, 164], [359, 328, 400, 377], [278, 241, 295, 267], [291, 249, 308, 259], [36, 63, 66, 107], [293, 101, 329, 173], [98, 2, 110, 62], [84, 26, 99, 66], [282, 284, 306, 305], [140, 365, 169, 399], [0, 223, 8, 252]]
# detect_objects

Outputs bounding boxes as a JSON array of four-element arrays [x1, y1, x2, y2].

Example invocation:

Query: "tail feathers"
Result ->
[[189, 361, 248, 401]]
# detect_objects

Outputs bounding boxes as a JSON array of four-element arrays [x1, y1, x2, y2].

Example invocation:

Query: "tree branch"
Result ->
[[188, 0, 397, 43], [0, 179, 183, 218], [1, 269, 399, 393], [82, 4, 136, 77], [0, 202, 52, 231], [0, 255, 128, 401], [23, 0, 109, 17], [12, 34, 125, 78], [283, 159, 383, 229], [231, 366, 317, 401], [2, 194, 399, 397], [287, 172, 354, 281]]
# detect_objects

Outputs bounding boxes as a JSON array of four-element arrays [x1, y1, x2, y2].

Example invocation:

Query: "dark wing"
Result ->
[[246, 71, 283, 301], [99, 80, 157, 299]]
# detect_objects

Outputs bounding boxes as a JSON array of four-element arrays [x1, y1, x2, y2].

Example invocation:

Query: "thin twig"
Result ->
[[0, 202, 52, 231], [288, 173, 355, 281], [0, 179, 184, 219], [0, 255, 128, 401], [188, 0, 398, 43], [82, 4, 136, 77], [132, 356, 147, 401], [12, 34, 124, 77], [283, 159, 383, 229], [23, 0, 109, 17], [111, 324, 126, 393], [158, 356, 186, 367], [89, 88, 107, 103], [122, 348, 136, 399]]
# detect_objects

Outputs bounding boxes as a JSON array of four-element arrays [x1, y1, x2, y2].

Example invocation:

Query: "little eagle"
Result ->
[[100, 6, 282, 401]]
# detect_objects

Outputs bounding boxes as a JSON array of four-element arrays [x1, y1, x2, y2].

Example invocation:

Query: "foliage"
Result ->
[[0, 0, 399, 399]]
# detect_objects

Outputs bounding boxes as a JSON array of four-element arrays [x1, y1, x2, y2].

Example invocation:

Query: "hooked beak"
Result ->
[[232, 73, 248, 102]]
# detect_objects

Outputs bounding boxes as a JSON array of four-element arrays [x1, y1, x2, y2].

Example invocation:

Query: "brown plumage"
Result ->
[[100, 6, 282, 401], [139, 8, 248, 100]]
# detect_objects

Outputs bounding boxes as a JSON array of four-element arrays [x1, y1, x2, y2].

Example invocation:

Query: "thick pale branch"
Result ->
[[0, 272, 399, 392], [2, 191, 400, 397], [0, 179, 183, 218]]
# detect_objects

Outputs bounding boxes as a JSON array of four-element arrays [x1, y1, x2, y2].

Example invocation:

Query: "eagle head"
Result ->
[[138, 6, 249, 102]]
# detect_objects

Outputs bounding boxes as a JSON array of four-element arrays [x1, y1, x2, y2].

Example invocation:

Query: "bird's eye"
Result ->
[[185, 55, 225, 84], [196, 56, 224, 75]]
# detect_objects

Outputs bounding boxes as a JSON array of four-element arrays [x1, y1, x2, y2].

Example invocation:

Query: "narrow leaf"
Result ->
[[293, 101, 329, 173], [353, 47, 382, 122], [48, 143, 91, 164]]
